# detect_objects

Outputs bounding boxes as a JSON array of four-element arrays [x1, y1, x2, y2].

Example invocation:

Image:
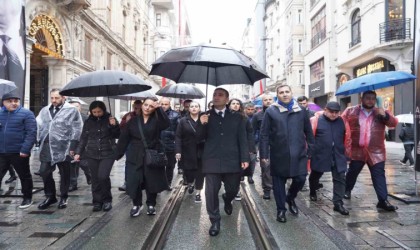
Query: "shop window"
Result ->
[[350, 9, 361, 47], [310, 58, 324, 84]]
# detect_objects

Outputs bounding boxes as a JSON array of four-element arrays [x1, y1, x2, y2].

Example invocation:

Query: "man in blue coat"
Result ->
[[0, 91, 37, 208], [308, 101, 349, 215], [260, 85, 314, 223]]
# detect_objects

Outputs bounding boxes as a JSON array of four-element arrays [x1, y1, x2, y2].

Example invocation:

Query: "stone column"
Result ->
[[24, 36, 36, 108], [42, 56, 69, 91]]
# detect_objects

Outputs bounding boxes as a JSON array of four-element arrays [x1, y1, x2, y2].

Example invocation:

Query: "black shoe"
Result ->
[[167, 186, 173, 191], [68, 186, 78, 192], [209, 221, 220, 236], [58, 198, 68, 209], [333, 203, 349, 215], [309, 193, 317, 201], [182, 180, 188, 186], [286, 198, 298, 215], [195, 194, 202, 203], [344, 190, 351, 200], [5, 176, 17, 184], [103, 202, 112, 211], [315, 183, 323, 191], [147, 205, 156, 215], [86, 176, 92, 185], [263, 190, 271, 200], [92, 203, 102, 212], [130, 205, 143, 217], [38, 197, 58, 210], [33, 171, 40, 176], [276, 211, 287, 223], [118, 184, 126, 192], [376, 200, 398, 212], [187, 185, 194, 194], [222, 194, 233, 215], [19, 198, 33, 209], [248, 177, 254, 184]]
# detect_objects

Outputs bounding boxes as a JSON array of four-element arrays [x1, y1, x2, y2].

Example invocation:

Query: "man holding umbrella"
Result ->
[[342, 90, 399, 211], [198, 88, 249, 236], [36, 89, 83, 210]]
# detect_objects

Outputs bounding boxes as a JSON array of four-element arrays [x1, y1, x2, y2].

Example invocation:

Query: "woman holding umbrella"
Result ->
[[228, 98, 256, 200], [74, 101, 120, 212], [175, 101, 205, 203], [116, 97, 170, 217]]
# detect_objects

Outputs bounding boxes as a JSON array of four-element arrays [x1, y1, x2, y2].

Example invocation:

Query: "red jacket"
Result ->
[[341, 105, 398, 166]]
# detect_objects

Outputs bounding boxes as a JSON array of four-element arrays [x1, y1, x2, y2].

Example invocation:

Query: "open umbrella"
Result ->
[[156, 83, 205, 99], [395, 113, 414, 124], [308, 102, 322, 111], [0, 79, 17, 97], [60, 70, 151, 97], [66, 97, 87, 105], [149, 44, 269, 108], [111, 90, 157, 101], [336, 71, 416, 96], [60, 70, 151, 114]]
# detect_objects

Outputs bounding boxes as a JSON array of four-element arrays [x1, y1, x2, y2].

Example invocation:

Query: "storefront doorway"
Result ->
[[29, 48, 49, 116]]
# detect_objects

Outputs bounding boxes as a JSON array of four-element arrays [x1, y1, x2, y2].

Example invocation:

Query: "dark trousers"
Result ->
[[165, 151, 176, 186], [309, 167, 346, 204], [346, 160, 388, 202], [184, 161, 205, 190], [205, 173, 241, 223], [40, 161, 71, 199], [133, 190, 157, 207], [260, 160, 272, 191], [0, 154, 33, 199], [272, 174, 306, 212], [70, 160, 91, 187], [402, 144, 414, 165], [86, 158, 114, 204]]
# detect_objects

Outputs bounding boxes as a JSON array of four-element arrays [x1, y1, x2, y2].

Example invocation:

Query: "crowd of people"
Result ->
[[0, 84, 401, 236]]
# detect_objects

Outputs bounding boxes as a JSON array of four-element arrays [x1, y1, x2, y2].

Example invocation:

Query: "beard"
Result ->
[[362, 103, 375, 109]]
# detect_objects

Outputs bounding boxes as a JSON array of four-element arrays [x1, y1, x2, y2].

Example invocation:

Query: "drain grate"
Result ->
[[29, 210, 55, 215], [29, 232, 66, 238]]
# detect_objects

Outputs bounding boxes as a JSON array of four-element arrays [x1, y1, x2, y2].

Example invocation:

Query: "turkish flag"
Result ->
[[162, 77, 167, 87]]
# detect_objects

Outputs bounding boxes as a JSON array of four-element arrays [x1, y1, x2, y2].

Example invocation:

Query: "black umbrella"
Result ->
[[60, 70, 151, 114], [156, 83, 205, 99], [149, 44, 269, 108], [111, 90, 157, 101], [60, 70, 151, 97]]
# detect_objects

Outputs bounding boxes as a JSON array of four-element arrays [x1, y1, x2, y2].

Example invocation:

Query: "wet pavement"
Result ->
[[0, 142, 418, 249]]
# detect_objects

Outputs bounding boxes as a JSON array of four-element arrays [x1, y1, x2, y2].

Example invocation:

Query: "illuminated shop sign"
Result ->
[[29, 15, 64, 58], [353, 58, 392, 77]]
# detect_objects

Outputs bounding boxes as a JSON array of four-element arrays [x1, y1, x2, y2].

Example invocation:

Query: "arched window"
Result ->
[[350, 9, 361, 47]]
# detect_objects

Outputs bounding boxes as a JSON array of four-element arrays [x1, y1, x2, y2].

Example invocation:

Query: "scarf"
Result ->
[[277, 99, 294, 111]]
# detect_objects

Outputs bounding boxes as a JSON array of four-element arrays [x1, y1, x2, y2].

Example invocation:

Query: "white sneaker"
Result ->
[[399, 160, 407, 166], [19, 198, 33, 209], [235, 192, 242, 201], [130, 205, 143, 217]]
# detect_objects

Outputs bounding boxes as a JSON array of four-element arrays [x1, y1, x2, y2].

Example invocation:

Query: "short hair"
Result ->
[[276, 84, 291, 93], [362, 90, 377, 98], [214, 87, 229, 98], [133, 100, 142, 105], [244, 102, 255, 108], [183, 99, 193, 104], [160, 97, 171, 103], [297, 96, 309, 102], [50, 88, 61, 94]]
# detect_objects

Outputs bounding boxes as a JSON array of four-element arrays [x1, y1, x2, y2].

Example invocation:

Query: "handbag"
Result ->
[[137, 117, 168, 169]]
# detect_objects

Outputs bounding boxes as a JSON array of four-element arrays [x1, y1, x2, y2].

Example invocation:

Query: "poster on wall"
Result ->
[[415, 0, 420, 172], [0, 0, 26, 101]]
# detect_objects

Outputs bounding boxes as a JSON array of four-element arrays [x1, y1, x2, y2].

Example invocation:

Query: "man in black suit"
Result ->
[[198, 88, 249, 236], [0, 0, 25, 99]]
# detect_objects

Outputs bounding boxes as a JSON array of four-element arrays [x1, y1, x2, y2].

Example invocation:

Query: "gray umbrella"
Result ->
[[149, 43, 269, 86], [111, 90, 157, 101], [0, 79, 17, 97], [60, 70, 151, 97], [156, 83, 205, 99]]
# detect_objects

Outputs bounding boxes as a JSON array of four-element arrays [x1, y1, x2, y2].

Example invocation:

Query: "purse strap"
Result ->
[[137, 117, 149, 149], [187, 119, 196, 133]]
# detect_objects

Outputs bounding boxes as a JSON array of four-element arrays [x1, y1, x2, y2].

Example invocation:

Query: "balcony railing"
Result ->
[[311, 29, 326, 48], [379, 18, 411, 43]]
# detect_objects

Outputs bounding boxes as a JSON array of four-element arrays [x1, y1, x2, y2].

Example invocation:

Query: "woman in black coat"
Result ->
[[74, 101, 120, 212], [116, 98, 170, 217], [175, 101, 205, 203], [228, 98, 256, 200]]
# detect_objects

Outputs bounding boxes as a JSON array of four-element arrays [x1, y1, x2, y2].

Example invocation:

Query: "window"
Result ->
[[297, 9, 302, 24], [106, 0, 112, 26], [107, 51, 112, 70], [310, 59, 324, 84], [311, 6, 326, 48], [298, 39, 302, 54], [387, 0, 404, 20], [122, 14, 127, 40], [84, 35, 93, 63], [299, 70, 303, 85], [156, 13, 161, 27], [350, 9, 361, 47]]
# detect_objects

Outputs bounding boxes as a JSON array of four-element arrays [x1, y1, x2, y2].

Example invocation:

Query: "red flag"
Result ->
[[162, 77, 167, 87], [259, 80, 263, 95]]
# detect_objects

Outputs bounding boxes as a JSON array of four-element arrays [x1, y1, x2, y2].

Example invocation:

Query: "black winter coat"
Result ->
[[160, 109, 180, 152], [260, 102, 314, 177], [175, 116, 204, 170], [197, 108, 249, 174], [310, 115, 347, 173], [116, 108, 170, 197], [75, 113, 120, 159]]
